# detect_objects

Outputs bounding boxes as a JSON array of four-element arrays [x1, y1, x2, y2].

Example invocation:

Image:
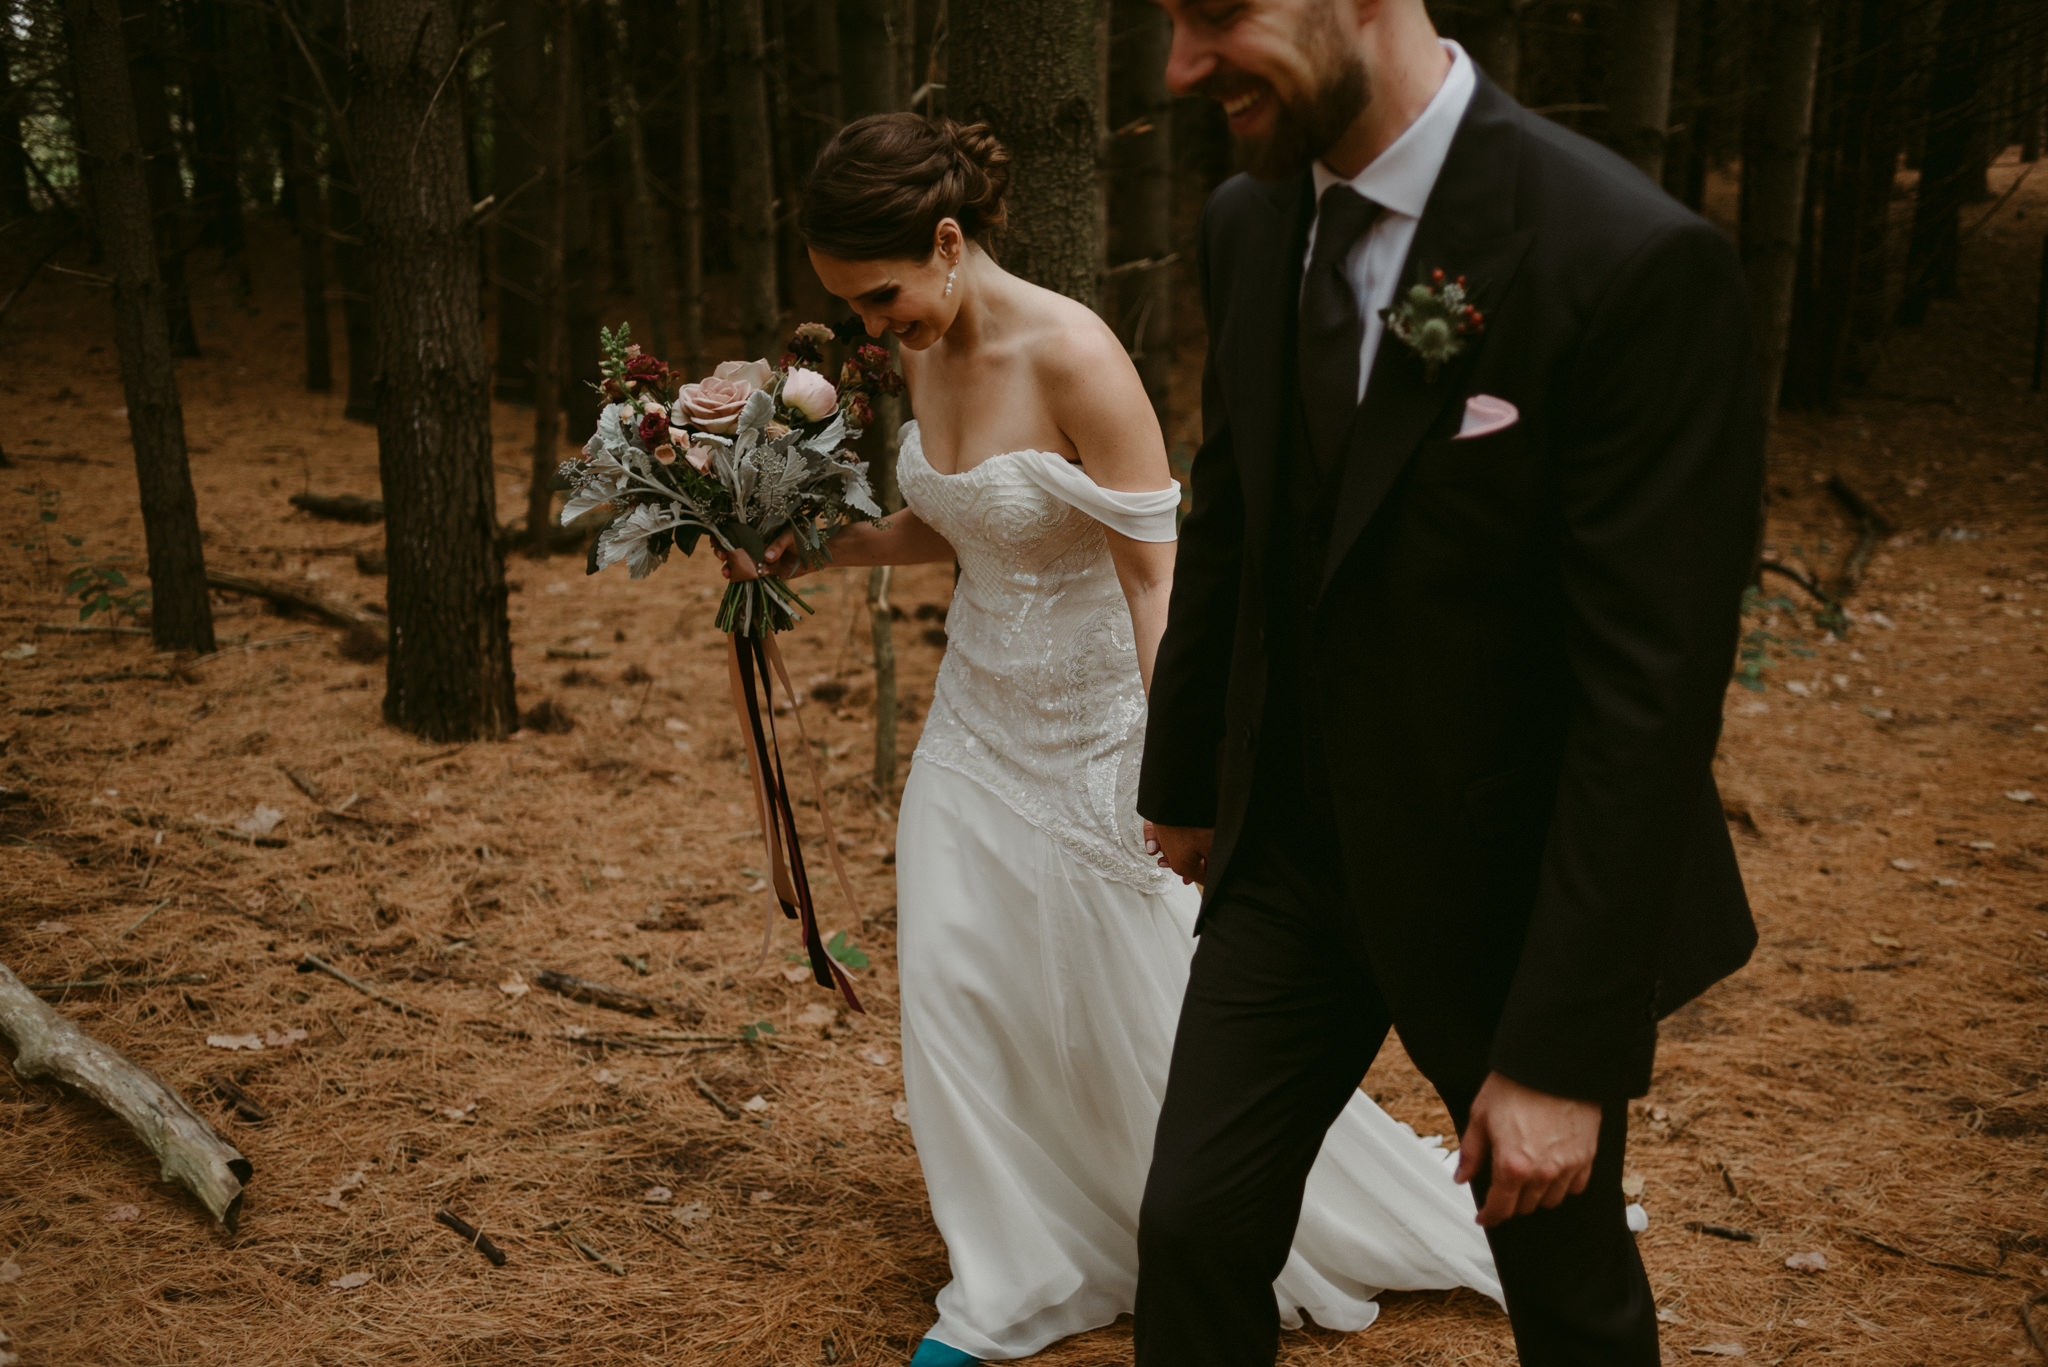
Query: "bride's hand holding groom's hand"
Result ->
[[1454, 1072, 1602, 1228]]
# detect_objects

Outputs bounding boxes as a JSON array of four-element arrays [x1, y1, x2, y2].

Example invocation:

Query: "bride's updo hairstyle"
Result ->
[[800, 113, 1012, 261]]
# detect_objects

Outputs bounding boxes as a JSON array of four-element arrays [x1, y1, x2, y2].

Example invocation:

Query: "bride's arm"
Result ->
[[1046, 315, 1179, 694], [723, 507, 956, 583]]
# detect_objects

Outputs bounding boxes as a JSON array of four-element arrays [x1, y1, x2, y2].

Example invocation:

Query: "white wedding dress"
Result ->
[[891, 419, 1502, 1361]]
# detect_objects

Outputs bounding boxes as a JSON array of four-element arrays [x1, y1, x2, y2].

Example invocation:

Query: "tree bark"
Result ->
[[0, 961, 250, 1229], [117, 0, 199, 357], [528, 0, 574, 550], [349, 0, 518, 741], [840, 0, 900, 119], [1463, 0, 1526, 100], [1741, 0, 1824, 413], [181, 0, 248, 297], [493, 0, 545, 403], [1898, 0, 1990, 323], [274, 17, 331, 392], [63, 0, 214, 654], [1606, 0, 1679, 183], [615, 28, 671, 359], [676, 0, 706, 380], [950, 0, 1101, 307], [1108, 0, 1173, 430], [0, 0, 34, 221], [728, 0, 781, 359]]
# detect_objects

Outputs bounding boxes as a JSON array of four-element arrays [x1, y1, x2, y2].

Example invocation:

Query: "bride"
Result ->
[[724, 113, 1501, 1366]]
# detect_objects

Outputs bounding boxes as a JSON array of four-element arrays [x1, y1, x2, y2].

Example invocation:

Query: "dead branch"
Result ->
[[208, 1073, 272, 1123], [565, 1231, 626, 1275], [204, 569, 385, 635], [287, 492, 384, 523], [1827, 474, 1898, 598], [535, 969, 697, 1021], [0, 960, 250, 1228], [434, 1208, 507, 1266], [691, 1074, 742, 1120], [1851, 1229, 2014, 1280], [298, 953, 436, 1021]]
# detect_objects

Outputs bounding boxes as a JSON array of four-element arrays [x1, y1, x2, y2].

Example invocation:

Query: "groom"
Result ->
[[1138, 1, 1764, 1363]]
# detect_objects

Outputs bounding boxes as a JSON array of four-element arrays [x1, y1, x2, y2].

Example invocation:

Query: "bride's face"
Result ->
[[809, 224, 963, 351]]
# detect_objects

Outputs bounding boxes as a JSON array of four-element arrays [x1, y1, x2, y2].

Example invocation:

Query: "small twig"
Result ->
[[1684, 1222, 1755, 1242], [1851, 1230, 2014, 1280], [115, 897, 172, 941], [298, 953, 436, 1021], [564, 1232, 625, 1275], [1823, 957, 1924, 973], [691, 1074, 741, 1120], [26, 973, 207, 993], [208, 1074, 271, 1123], [434, 1208, 507, 1266], [281, 767, 326, 803], [401, 745, 468, 767], [641, 1215, 693, 1251]]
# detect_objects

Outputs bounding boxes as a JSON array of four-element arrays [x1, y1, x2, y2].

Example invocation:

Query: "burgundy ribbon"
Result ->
[[726, 633, 864, 1012]]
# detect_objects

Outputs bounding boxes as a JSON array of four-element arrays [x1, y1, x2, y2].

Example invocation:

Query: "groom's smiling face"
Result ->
[[1159, 0, 1371, 181]]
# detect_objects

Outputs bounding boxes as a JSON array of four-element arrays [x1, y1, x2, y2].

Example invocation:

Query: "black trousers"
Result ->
[[1132, 818, 1659, 1366]]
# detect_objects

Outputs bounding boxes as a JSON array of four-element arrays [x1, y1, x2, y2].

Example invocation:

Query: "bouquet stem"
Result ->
[[716, 576, 813, 638]]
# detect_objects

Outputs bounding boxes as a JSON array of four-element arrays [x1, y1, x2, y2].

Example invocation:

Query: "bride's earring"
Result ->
[[944, 261, 957, 297]]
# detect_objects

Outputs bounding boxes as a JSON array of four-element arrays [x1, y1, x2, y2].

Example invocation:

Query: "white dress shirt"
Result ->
[[1303, 40, 1476, 403]]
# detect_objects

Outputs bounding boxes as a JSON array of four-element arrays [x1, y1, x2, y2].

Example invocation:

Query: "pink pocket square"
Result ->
[[1455, 394, 1518, 440]]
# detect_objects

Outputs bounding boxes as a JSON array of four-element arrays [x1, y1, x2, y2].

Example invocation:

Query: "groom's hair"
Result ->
[[800, 114, 1012, 262]]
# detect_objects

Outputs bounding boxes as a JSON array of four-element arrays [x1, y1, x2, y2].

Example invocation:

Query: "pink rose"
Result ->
[[673, 359, 772, 434], [685, 443, 719, 473], [782, 367, 838, 422]]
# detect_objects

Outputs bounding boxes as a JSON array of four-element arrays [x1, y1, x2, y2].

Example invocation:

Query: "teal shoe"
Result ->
[[909, 1336, 980, 1367]]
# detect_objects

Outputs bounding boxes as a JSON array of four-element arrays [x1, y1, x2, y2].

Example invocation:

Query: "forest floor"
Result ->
[[0, 155, 2044, 1367]]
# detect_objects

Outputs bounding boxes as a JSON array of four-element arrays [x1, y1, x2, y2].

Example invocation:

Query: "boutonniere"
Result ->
[[1382, 269, 1484, 381]]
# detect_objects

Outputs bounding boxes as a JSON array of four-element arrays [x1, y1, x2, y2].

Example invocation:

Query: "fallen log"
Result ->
[[204, 569, 386, 638], [288, 491, 384, 523], [0, 960, 250, 1229]]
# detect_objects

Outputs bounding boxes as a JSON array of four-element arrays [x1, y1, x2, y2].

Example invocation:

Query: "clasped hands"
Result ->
[[1146, 823, 1600, 1228], [715, 528, 808, 583]]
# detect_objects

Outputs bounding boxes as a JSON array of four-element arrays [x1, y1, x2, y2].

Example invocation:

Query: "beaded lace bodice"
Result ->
[[896, 420, 1181, 891]]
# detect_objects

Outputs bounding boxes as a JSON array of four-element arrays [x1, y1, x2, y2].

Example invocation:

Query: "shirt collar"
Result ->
[[1311, 39, 1475, 222]]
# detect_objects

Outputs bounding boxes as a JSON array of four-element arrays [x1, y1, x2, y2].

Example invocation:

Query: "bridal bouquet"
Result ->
[[560, 322, 901, 1012], [561, 322, 902, 637]]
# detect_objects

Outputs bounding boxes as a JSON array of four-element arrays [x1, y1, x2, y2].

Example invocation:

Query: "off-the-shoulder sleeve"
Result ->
[[1013, 451, 1181, 542]]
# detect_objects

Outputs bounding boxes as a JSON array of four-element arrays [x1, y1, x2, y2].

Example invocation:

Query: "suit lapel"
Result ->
[[1217, 172, 1312, 564], [1318, 76, 1535, 592]]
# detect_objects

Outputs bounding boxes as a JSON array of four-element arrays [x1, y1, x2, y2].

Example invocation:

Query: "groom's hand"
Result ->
[[1146, 823, 1212, 885], [1454, 1071, 1602, 1228]]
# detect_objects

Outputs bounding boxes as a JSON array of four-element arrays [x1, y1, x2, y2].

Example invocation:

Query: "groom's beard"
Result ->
[[1211, 14, 1371, 181]]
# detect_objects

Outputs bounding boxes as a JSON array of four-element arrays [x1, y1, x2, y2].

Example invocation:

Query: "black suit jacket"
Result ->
[[1138, 74, 1765, 1102]]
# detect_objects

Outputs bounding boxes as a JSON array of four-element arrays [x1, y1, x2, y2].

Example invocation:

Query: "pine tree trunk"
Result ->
[[63, 0, 214, 654], [1799, 0, 1894, 406], [493, 0, 544, 403], [1464, 0, 1525, 99], [284, 85, 331, 392], [0, 0, 34, 221], [728, 0, 781, 360], [349, 0, 518, 741], [182, 0, 248, 297], [676, 0, 706, 380], [950, 0, 1101, 307], [118, 0, 199, 357], [528, 0, 574, 549], [617, 62, 671, 359], [840, 0, 900, 118], [310, 15, 379, 421], [1606, 0, 1679, 183], [1108, 0, 1172, 430], [1899, 0, 1989, 322], [1741, 0, 1824, 413]]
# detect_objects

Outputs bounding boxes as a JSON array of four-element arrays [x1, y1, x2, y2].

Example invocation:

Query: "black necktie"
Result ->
[[1297, 184, 1381, 478]]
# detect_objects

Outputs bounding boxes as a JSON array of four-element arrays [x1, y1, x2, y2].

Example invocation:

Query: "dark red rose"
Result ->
[[637, 412, 666, 446], [855, 343, 891, 369], [846, 394, 874, 428]]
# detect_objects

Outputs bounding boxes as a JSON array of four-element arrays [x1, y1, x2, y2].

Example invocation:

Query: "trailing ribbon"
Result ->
[[725, 633, 864, 1012]]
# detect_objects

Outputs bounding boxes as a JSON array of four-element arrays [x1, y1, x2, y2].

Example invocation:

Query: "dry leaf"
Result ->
[[599, 865, 626, 880], [1869, 932, 1904, 949], [1620, 1171, 1646, 1199], [857, 1048, 892, 1067], [438, 1102, 477, 1121], [742, 1094, 768, 1112], [593, 1069, 622, 1085], [795, 1003, 836, 1028], [0, 1260, 19, 1284], [780, 966, 810, 983], [1785, 1250, 1828, 1272], [235, 804, 285, 835], [103, 1204, 140, 1223], [316, 1167, 368, 1210], [497, 972, 530, 998], [674, 1202, 709, 1226], [206, 1033, 264, 1051], [642, 1186, 673, 1204], [2005, 790, 2036, 804], [749, 1190, 773, 1204], [1689, 1345, 1744, 1358], [328, 1271, 372, 1291], [263, 1027, 308, 1048], [1888, 858, 1919, 872], [891, 1100, 910, 1124], [1, 643, 37, 661], [33, 920, 70, 933]]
